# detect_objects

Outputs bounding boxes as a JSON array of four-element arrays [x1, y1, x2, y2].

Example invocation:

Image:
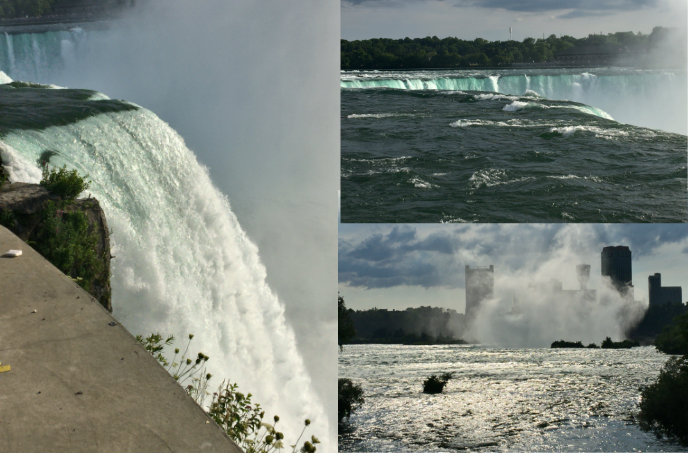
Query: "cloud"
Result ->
[[339, 224, 688, 290], [459, 0, 656, 12], [344, 0, 658, 15]]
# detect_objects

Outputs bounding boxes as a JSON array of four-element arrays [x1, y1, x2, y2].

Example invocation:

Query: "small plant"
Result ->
[[422, 372, 453, 394], [136, 333, 211, 406], [137, 333, 319, 453], [338, 378, 364, 422], [40, 164, 90, 201]]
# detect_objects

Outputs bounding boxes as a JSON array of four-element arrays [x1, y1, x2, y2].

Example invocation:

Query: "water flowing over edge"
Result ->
[[0, 82, 329, 446]]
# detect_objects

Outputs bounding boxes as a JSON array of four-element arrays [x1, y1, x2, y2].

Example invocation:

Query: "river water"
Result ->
[[339, 344, 681, 452], [341, 68, 687, 223]]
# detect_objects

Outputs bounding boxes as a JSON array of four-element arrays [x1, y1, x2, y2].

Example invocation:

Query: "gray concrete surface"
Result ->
[[0, 225, 242, 452]]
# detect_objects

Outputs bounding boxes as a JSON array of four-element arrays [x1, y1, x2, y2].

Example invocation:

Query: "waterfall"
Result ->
[[0, 89, 329, 446]]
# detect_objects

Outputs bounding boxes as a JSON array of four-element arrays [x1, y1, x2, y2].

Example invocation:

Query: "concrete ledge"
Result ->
[[0, 225, 242, 452]]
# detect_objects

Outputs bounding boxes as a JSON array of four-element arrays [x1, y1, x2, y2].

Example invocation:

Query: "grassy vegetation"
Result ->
[[34, 200, 105, 294], [138, 333, 320, 453]]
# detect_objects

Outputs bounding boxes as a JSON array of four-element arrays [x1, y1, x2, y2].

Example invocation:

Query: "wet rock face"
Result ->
[[0, 181, 112, 312], [0, 161, 9, 189], [0, 183, 55, 214]]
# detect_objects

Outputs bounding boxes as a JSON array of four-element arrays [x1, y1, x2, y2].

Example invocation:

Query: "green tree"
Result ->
[[655, 311, 688, 355], [338, 295, 356, 350]]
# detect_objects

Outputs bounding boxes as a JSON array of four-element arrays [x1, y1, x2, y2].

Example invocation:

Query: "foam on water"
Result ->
[[550, 125, 629, 139], [0, 70, 12, 84], [503, 101, 532, 112], [0, 106, 329, 444], [341, 69, 687, 134]]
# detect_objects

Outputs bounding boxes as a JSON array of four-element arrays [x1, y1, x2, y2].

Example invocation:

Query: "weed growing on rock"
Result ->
[[137, 333, 320, 452]]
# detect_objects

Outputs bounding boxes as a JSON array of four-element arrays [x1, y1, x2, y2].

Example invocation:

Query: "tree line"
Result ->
[[0, 0, 55, 18], [0, 0, 135, 19], [345, 305, 465, 343], [341, 27, 674, 70]]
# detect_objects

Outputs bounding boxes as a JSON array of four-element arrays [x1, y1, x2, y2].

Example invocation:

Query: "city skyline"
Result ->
[[339, 223, 688, 313]]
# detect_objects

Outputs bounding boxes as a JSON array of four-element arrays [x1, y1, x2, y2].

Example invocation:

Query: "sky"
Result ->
[[342, 0, 687, 41], [339, 223, 688, 313]]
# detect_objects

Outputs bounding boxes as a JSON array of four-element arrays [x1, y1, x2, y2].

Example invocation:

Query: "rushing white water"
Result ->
[[0, 102, 329, 445], [341, 69, 687, 134]]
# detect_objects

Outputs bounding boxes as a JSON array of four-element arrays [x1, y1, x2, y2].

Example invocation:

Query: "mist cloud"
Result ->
[[339, 224, 688, 289]]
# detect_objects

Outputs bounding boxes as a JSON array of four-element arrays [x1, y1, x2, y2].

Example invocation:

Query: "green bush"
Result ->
[[422, 372, 453, 394], [338, 378, 364, 422], [637, 356, 688, 446], [138, 333, 319, 453], [40, 165, 90, 201]]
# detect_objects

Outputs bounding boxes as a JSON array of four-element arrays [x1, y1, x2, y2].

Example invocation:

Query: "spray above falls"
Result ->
[[0, 81, 329, 447]]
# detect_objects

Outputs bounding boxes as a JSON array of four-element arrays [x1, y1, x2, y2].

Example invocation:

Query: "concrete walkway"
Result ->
[[0, 225, 242, 452]]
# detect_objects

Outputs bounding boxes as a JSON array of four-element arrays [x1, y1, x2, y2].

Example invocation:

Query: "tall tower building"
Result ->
[[576, 264, 590, 290], [601, 246, 633, 296], [465, 265, 494, 318], [649, 273, 682, 306]]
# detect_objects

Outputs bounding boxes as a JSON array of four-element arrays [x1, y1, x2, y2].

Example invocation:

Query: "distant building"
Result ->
[[465, 265, 494, 317], [601, 246, 633, 297], [648, 273, 682, 306], [530, 265, 596, 303], [577, 264, 591, 290]]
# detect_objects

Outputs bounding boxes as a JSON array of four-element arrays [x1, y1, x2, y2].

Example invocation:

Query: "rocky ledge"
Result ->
[[0, 181, 112, 311]]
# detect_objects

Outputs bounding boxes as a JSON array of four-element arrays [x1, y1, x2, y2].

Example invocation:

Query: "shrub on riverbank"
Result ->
[[338, 378, 364, 422], [423, 372, 453, 394], [637, 356, 688, 446]]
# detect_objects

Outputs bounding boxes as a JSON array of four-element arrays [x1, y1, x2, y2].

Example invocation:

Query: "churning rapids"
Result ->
[[341, 69, 687, 223], [338, 344, 681, 452], [0, 79, 328, 443]]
